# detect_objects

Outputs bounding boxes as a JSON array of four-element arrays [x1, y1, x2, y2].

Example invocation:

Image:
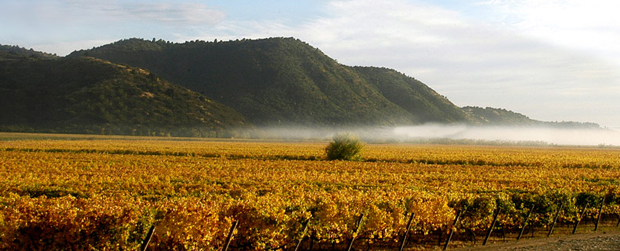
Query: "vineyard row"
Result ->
[[2, 189, 620, 250]]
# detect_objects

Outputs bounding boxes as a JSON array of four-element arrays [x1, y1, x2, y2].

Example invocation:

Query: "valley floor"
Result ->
[[1, 132, 620, 250]]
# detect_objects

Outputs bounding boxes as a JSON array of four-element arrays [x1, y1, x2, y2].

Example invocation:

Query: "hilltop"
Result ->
[[0, 44, 59, 60]]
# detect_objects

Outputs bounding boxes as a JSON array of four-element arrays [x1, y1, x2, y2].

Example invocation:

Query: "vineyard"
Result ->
[[1, 133, 620, 250]]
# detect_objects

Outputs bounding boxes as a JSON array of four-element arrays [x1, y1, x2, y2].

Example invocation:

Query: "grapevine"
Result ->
[[0, 136, 619, 249]]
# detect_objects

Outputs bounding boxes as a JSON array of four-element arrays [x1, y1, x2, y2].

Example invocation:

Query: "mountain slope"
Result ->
[[353, 66, 471, 123], [70, 37, 473, 126], [0, 55, 248, 136], [462, 106, 538, 126]]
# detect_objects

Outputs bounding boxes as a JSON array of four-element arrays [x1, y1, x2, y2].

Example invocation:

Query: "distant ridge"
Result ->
[[70, 37, 476, 126], [463, 106, 600, 128], [0, 44, 58, 60], [0, 38, 600, 136], [0, 50, 248, 136]]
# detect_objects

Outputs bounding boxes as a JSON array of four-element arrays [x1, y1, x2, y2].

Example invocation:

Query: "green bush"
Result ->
[[325, 133, 364, 161]]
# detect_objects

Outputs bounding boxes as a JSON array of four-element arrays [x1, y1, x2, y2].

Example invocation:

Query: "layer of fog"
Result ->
[[247, 124, 620, 146]]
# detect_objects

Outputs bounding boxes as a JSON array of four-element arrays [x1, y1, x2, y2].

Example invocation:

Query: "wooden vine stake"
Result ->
[[547, 203, 564, 238], [483, 207, 501, 245], [572, 203, 588, 234], [346, 214, 365, 251], [294, 218, 312, 251], [517, 204, 535, 241], [595, 196, 606, 231], [223, 220, 238, 251], [140, 225, 156, 251], [443, 209, 462, 251], [399, 212, 416, 251]]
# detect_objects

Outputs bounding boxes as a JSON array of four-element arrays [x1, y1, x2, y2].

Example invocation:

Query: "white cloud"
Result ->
[[1, 0, 226, 54], [2, 0, 225, 35], [206, 0, 620, 127], [4, 0, 618, 127], [304, 1, 620, 125], [103, 2, 226, 25], [477, 0, 620, 65]]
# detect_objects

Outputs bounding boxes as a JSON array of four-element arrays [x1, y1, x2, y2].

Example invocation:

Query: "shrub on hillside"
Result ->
[[325, 133, 364, 161]]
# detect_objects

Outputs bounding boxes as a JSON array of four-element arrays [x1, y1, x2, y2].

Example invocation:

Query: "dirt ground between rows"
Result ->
[[452, 229, 620, 250]]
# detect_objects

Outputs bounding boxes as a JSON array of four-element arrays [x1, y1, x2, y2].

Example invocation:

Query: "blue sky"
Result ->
[[2, 0, 619, 129]]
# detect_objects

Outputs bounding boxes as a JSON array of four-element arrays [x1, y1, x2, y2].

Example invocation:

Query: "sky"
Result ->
[[2, 0, 619, 129]]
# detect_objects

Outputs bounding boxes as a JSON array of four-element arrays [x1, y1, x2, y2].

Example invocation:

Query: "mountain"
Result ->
[[69, 37, 475, 126], [463, 106, 600, 128], [1, 38, 598, 136], [353, 66, 471, 123], [0, 52, 248, 136], [0, 44, 58, 60], [462, 106, 540, 126]]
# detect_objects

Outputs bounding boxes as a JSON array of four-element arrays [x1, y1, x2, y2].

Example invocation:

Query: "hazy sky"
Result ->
[[2, 0, 619, 129]]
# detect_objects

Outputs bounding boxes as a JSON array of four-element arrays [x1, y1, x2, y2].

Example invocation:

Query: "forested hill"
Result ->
[[0, 52, 248, 136], [69, 37, 475, 126], [0, 44, 58, 60], [0, 38, 599, 135], [353, 66, 471, 123]]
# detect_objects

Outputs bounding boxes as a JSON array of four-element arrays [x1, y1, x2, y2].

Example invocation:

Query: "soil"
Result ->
[[453, 230, 620, 251]]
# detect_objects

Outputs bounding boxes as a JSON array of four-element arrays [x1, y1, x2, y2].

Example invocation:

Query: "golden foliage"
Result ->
[[1, 138, 619, 249]]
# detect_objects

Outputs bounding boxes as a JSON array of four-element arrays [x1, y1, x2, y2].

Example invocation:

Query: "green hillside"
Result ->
[[0, 54, 248, 136], [1, 38, 598, 135], [70, 37, 473, 126], [0, 44, 58, 60], [353, 66, 472, 123], [462, 106, 539, 126]]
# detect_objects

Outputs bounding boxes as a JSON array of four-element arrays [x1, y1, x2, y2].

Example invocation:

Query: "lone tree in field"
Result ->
[[325, 133, 364, 161]]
